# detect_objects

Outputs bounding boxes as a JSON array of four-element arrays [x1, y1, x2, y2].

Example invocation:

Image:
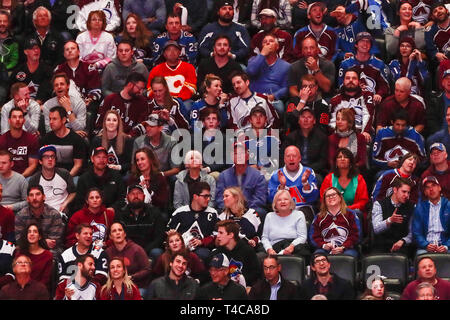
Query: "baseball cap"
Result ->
[[443, 69, 450, 79], [431, 1, 446, 11], [163, 40, 181, 51], [209, 253, 230, 268], [430, 142, 446, 153], [39, 145, 56, 159], [310, 252, 329, 266], [422, 176, 440, 187], [127, 184, 145, 194], [91, 146, 108, 157], [250, 105, 267, 116], [258, 8, 277, 18], [24, 37, 41, 50], [299, 106, 314, 115], [355, 31, 373, 43], [307, 2, 326, 16], [142, 113, 165, 127], [216, 0, 233, 10]]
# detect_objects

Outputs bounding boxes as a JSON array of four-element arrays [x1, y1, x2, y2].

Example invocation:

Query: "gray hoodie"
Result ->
[[173, 169, 216, 209]]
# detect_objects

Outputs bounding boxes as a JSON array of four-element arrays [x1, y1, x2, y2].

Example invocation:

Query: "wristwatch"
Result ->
[[67, 110, 73, 116]]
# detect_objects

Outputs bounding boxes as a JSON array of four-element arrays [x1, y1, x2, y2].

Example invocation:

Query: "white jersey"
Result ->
[[75, 31, 117, 65], [75, 0, 121, 32]]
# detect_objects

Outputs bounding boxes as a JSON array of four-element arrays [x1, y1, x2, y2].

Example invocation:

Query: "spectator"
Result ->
[[261, 189, 310, 258], [90, 110, 134, 175], [250, 0, 292, 30], [95, 72, 150, 137], [167, 181, 218, 261], [151, 13, 198, 67], [105, 222, 152, 291], [15, 224, 52, 290], [249, 254, 299, 300], [147, 40, 197, 103], [174, 150, 216, 209], [102, 40, 149, 97], [169, 0, 209, 34], [40, 106, 87, 178], [1, 83, 40, 135], [328, 109, 367, 172], [197, 0, 251, 63], [282, 107, 328, 179], [15, 185, 64, 256], [228, 71, 280, 130], [329, 68, 374, 141], [298, 253, 355, 300], [268, 145, 319, 221], [421, 143, 449, 199], [376, 77, 426, 134], [213, 219, 261, 287], [360, 277, 389, 300], [426, 107, 450, 156], [416, 282, 437, 300], [152, 230, 207, 283], [43, 73, 87, 136], [0, 107, 39, 177], [122, 0, 166, 34], [116, 13, 154, 68], [310, 186, 361, 258], [218, 186, 262, 248], [401, 256, 450, 300], [293, 2, 338, 61], [427, 69, 450, 136], [75, 0, 121, 33], [0, 255, 48, 300], [128, 147, 170, 210], [247, 34, 290, 116], [54, 254, 101, 300], [146, 251, 198, 300], [72, 146, 126, 213], [288, 37, 335, 97], [425, 3, 450, 72], [75, 10, 117, 71], [100, 257, 142, 300], [115, 184, 167, 260], [371, 177, 414, 255], [57, 224, 108, 285], [0, 10, 18, 71], [338, 32, 390, 104], [0, 183, 15, 242], [413, 176, 450, 255], [388, 37, 429, 98], [250, 8, 295, 62], [196, 252, 248, 300], [196, 35, 243, 95], [66, 188, 115, 248], [372, 152, 421, 204], [372, 110, 425, 173], [0, 150, 27, 212]]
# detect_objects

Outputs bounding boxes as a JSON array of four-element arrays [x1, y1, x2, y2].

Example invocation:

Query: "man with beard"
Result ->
[[425, 3, 450, 71], [299, 253, 354, 300], [115, 185, 167, 260], [197, 0, 250, 63], [197, 35, 242, 95], [428, 69, 450, 137], [329, 69, 374, 141], [293, 2, 338, 61], [43, 73, 87, 137], [376, 77, 426, 134], [95, 72, 150, 136], [55, 254, 101, 300], [338, 32, 390, 105], [15, 185, 64, 256], [57, 224, 108, 285], [250, 9, 295, 62]]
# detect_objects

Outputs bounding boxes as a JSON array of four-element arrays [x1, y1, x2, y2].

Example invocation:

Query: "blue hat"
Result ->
[[39, 145, 56, 159], [430, 142, 446, 153], [209, 253, 230, 268]]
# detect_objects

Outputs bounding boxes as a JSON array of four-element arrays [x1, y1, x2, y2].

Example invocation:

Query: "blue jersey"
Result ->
[[151, 31, 198, 67], [388, 59, 429, 96], [243, 131, 280, 168], [189, 99, 228, 133]]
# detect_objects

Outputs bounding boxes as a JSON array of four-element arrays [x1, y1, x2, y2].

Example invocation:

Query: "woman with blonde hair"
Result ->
[[173, 150, 216, 209], [261, 189, 309, 257], [100, 257, 142, 300], [310, 187, 361, 257], [218, 186, 261, 248], [90, 109, 134, 175]]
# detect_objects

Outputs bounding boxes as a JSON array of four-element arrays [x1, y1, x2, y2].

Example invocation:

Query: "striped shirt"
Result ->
[[426, 200, 444, 244]]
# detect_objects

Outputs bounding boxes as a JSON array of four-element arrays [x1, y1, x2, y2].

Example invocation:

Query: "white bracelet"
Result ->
[[299, 99, 306, 105]]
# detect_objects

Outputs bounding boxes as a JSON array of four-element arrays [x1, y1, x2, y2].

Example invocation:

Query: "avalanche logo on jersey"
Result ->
[[184, 221, 204, 240], [384, 145, 408, 162], [90, 220, 107, 242], [106, 145, 119, 165], [289, 186, 306, 206], [411, 1, 430, 25], [360, 72, 376, 93], [321, 222, 349, 246], [318, 44, 329, 59]]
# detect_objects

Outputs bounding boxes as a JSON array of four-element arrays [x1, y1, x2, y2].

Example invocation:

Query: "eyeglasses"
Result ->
[[198, 194, 212, 199], [263, 265, 278, 271], [42, 155, 56, 159], [15, 261, 30, 266], [314, 258, 328, 265], [325, 192, 339, 199]]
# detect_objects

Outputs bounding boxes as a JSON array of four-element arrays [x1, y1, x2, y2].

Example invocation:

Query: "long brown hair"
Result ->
[[161, 230, 190, 275], [319, 187, 348, 218], [87, 10, 106, 31], [121, 13, 153, 49], [133, 147, 161, 176], [151, 76, 175, 109], [99, 109, 126, 155]]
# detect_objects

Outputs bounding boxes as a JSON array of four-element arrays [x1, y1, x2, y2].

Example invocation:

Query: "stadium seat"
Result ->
[[387, 292, 401, 300], [278, 256, 305, 286], [415, 254, 450, 281], [361, 254, 409, 293], [328, 255, 357, 287]]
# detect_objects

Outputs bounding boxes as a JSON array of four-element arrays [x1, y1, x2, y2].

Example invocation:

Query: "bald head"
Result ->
[[284, 146, 301, 172]]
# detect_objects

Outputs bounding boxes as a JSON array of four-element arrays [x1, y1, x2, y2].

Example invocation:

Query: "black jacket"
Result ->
[[248, 275, 299, 300], [196, 279, 248, 300], [146, 275, 198, 300], [298, 273, 355, 300], [427, 92, 446, 137]]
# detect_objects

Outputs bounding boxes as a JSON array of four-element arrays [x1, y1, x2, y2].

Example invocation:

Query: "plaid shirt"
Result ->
[[15, 204, 64, 256]]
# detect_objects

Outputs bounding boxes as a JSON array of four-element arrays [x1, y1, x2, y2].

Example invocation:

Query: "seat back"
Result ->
[[361, 254, 409, 292], [415, 254, 450, 281], [278, 256, 305, 286], [328, 255, 357, 287]]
